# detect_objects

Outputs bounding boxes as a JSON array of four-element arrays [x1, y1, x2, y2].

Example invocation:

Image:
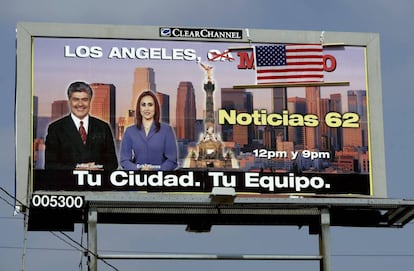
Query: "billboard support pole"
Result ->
[[87, 209, 98, 271], [319, 209, 331, 271]]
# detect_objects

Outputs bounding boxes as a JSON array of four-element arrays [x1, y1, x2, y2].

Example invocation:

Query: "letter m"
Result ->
[[237, 51, 254, 69]]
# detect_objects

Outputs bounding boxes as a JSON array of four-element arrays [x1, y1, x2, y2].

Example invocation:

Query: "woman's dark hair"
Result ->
[[135, 90, 160, 132]]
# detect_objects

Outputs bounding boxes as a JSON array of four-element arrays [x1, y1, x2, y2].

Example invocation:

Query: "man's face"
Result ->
[[69, 91, 91, 119]]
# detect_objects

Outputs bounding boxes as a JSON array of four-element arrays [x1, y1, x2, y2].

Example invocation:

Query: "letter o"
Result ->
[[237, 113, 252, 125], [323, 55, 337, 72], [76, 46, 91, 58], [310, 177, 325, 189]]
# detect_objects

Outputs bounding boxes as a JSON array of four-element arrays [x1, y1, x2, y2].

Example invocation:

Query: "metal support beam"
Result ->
[[87, 209, 98, 271], [99, 253, 322, 261], [77, 197, 414, 271], [319, 209, 331, 271]]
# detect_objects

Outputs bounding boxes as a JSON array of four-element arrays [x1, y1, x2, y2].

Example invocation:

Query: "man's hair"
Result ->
[[67, 81, 93, 99]]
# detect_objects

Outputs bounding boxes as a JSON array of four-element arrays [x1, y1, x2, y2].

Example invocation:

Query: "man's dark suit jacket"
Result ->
[[45, 115, 118, 170]]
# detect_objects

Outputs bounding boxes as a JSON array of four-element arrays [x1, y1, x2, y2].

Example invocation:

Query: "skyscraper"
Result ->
[[33, 96, 38, 139], [176, 81, 196, 141], [117, 117, 126, 141], [347, 90, 366, 118], [287, 96, 306, 147], [305, 86, 321, 150], [272, 87, 288, 143], [330, 93, 343, 150], [156, 91, 170, 124], [131, 67, 156, 109], [319, 98, 331, 150], [90, 83, 116, 133], [221, 88, 253, 148], [51, 100, 69, 121], [345, 90, 367, 147]]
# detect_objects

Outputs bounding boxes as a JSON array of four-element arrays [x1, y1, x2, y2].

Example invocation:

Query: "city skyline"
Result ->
[[34, 75, 368, 174], [36, 70, 366, 132], [33, 38, 366, 119]]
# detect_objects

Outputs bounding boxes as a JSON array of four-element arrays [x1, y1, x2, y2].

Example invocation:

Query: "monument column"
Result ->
[[200, 63, 215, 131]]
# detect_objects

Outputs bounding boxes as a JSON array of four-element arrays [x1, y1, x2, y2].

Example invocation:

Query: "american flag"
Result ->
[[255, 44, 324, 84]]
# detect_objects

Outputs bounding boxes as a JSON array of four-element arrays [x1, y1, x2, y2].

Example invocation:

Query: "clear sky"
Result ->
[[1, 1, 414, 271]]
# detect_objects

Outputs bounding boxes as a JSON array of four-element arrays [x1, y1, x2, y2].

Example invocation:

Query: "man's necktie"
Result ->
[[79, 121, 87, 144]]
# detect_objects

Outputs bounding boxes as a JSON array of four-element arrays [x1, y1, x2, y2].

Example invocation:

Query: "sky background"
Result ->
[[1, 1, 414, 271]]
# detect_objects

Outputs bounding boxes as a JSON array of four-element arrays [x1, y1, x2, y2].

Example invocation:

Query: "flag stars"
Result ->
[[254, 44, 324, 84], [256, 45, 286, 66]]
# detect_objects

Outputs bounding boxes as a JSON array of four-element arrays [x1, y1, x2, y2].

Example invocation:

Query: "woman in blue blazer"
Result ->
[[120, 90, 178, 171]]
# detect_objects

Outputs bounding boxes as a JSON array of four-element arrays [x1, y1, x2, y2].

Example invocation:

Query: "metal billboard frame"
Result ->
[[16, 22, 387, 210], [14, 21, 414, 271]]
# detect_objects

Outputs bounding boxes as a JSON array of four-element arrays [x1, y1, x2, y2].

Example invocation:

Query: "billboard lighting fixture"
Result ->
[[209, 187, 236, 204], [185, 188, 236, 233], [185, 222, 212, 233]]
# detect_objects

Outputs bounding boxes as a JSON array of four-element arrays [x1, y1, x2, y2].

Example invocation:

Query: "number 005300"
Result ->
[[31, 194, 84, 209]]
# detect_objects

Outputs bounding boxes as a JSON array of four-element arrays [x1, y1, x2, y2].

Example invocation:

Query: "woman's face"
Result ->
[[140, 95, 155, 121]]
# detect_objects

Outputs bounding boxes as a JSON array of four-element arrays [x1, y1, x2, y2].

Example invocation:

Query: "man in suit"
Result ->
[[45, 81, 118, 170]]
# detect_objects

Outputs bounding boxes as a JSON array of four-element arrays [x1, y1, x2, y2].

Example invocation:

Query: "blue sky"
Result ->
[[1, 1, 414, 270]]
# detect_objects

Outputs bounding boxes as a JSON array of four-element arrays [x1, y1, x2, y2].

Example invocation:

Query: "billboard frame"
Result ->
[[16, 22, 386, 211]]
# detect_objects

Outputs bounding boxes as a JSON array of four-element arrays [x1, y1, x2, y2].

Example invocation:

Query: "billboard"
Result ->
[[15, 23, 386, 215]]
